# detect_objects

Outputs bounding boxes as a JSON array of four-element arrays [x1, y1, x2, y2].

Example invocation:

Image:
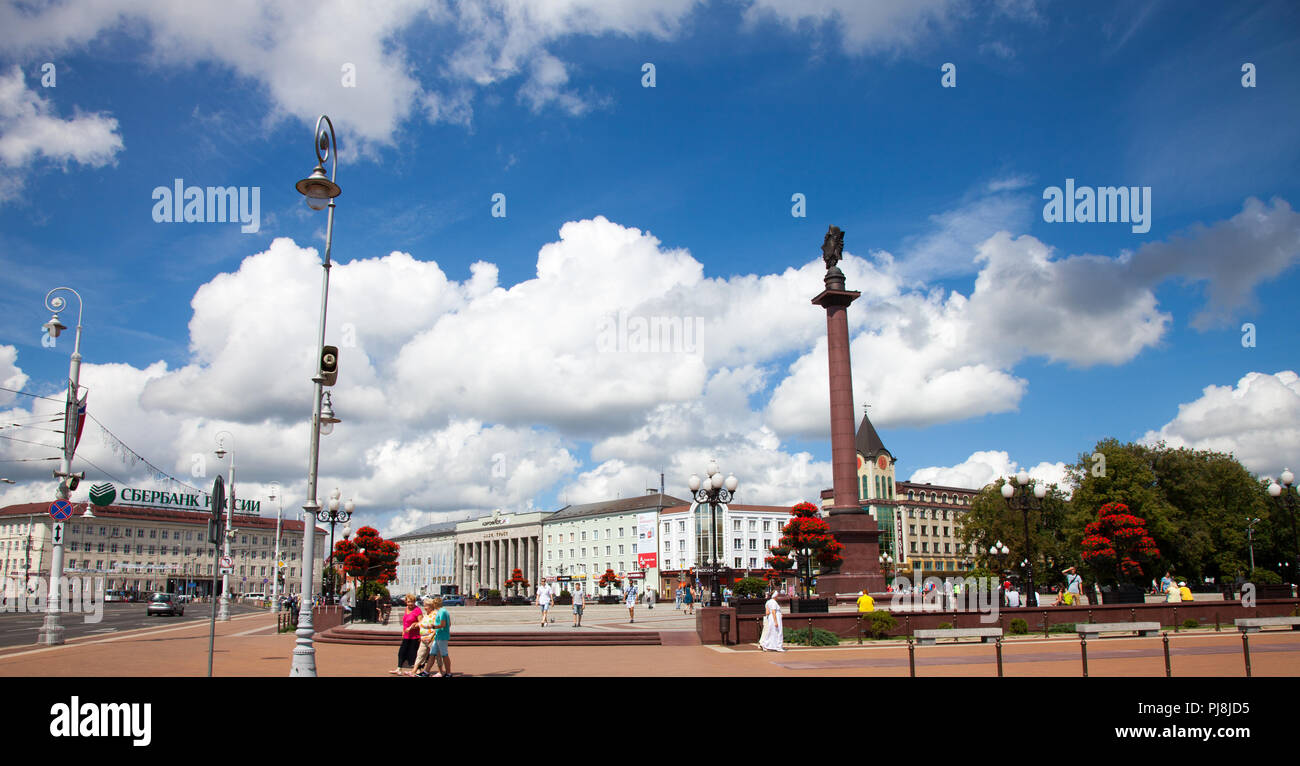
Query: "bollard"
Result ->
[[1088, 608, 1093, 624], [905, 614, 912, 636], [1173, 606, 1179, 632], [1242, 633, 1252, 678], [1080, 635, 1089, 677], [995, 636, 1004, 678], [953, 610, 959, 630], [1215, 612, 1221, 632], [857, 615, 863, 645], [908, 637, 916, 677], [1042, 611, 1049, 638], [1130, 608, 1136, 622], [1163, 632, 1172, 677]]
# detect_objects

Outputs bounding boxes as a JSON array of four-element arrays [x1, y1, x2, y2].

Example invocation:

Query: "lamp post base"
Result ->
[[289, 613, 316, 676], [217, 596, 231, 622], [37, 614, 65, 646]]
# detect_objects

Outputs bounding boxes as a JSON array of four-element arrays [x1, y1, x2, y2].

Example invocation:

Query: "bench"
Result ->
[[1235, 617, 1300, 634], [914, 627, 1002, 645], [1076, 622, 1161, 638]]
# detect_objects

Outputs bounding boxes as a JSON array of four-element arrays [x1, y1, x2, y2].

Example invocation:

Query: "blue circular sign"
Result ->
[[49, 499, 73, 521]]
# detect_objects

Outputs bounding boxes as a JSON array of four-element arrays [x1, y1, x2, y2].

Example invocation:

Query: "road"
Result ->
[[0, 600, 267, 647]]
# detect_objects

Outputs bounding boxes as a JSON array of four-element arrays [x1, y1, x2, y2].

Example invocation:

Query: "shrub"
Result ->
[[487, 589, 501, 598], [937, 622, 953, 630], [1009, 618, 1029, 635], [1182, 619, 1199, 629], [558, 590, 571, 600], [1249, 569, 1283, 585], [866, 611, 897, 639], [783, 627, 839, 646], [1049, 622, 1076, 633], [732, 577, 768, 598]]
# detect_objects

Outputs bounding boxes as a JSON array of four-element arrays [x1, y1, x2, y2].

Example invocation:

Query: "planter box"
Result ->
[[1100, 585, 1146, 605], [1250, 583, 1296, 600], [732, 598, 767, 616], [791, 598, 829, 614]]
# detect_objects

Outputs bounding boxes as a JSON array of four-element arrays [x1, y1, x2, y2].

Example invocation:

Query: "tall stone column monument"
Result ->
[[810, 226, 885, 595]]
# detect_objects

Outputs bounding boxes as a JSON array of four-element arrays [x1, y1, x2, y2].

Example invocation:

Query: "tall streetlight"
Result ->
[[879, 552, 894, 587], [1267, 469, 1298, 582], [268, 481, 285, 613], [1245, 517, 1260, 574], [688, 459, 738, 607], [213, 431, 237, 621], [38, 287, 86, 646], [1001, 472, 1046, 608], [291, 114, 343, 678]]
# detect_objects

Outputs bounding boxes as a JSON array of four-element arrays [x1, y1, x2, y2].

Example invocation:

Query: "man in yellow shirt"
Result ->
[[1178, 581, 1194, 601], [856, 589, 874, 613]]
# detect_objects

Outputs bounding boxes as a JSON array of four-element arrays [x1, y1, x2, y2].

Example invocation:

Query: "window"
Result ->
[[662, 523, 669, 536], [920, 525, 927, 536], [592, 530, 599, 540], [241, 535, 247, 544], [678, 540, 685, 551], [186, 531, 193, 540], [943, 526, 949, 537], [945, 543, 951, 553], [922, 542, 929, 553], [618, 545, 624, 555], [72, 524, 80, 534], [160, 530, 168, 540], [733, 520, 741, 531], [147, 546, 155, 556], [558, 549, 564, 559], [748, 539, 757, 550], [909, 525, 916, 535], [733, 538, 741, 550], [547, 551, 552, 560], [581, 548, 586, 557], [150, 529, 157, 538], [907, 509, 914, 518], [749, 558, 757, 568], [581, 532, 587, 541], [762, 520, 770, 532], [109, 543, 117, 554], [618, 528, 624, 537], [569, 533, 574, 542], [605, 546, 611, 555], [570, 549, 575, 558], [99, 527, 106, 536], [734, 557, 742, 567], [547, 535, 552, 543], [763, 539, 771, 550]]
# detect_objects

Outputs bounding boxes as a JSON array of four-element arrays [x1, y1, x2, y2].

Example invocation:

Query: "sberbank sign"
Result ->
[[97, 483, 260, 514]]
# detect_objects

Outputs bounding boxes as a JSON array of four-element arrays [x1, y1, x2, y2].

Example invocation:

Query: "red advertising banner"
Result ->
[[637, 552, 657, 569]]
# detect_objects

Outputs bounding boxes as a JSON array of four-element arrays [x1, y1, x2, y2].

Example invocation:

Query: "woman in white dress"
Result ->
[[759, 591, 784, 652]]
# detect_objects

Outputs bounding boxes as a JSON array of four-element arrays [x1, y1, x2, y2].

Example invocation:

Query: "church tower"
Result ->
[[855, 406, 897, 560]]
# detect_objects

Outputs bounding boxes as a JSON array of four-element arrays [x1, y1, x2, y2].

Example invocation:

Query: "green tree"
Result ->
[[955, 479, 1073, 589], [1067, 440, 1272, 584]]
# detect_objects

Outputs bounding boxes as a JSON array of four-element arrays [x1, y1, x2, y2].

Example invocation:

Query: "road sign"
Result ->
[[49, 499, 73, 521], [210, 475, 225, 522], [277, 560, 286, 568], [53, 522, 65, 544], [219, 555, 233, 569]]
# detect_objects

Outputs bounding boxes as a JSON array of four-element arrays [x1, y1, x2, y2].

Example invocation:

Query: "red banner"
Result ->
[[637, 552, 657, 569]]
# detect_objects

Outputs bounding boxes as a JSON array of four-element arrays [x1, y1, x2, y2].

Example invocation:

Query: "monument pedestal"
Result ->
[[818, 507, 885, 595]]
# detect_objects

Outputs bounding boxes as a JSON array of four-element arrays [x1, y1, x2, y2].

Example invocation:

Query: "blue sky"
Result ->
[[0, 1, 1297, 535]]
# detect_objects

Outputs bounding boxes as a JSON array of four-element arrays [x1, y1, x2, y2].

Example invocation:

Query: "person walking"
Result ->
[[413, 597, 437, 677], [759, 590, 784, 652], [1064, 567, 1085, 606], [537, 580, 552, 627], [391, 594, 421, 676], [625, 581, 637, 623], [674, 585, 683, 610], [682, 583, 694, 615], [646, 587, 655, 610], [572, 583, 585, 627], [427, 595, 452, 678]]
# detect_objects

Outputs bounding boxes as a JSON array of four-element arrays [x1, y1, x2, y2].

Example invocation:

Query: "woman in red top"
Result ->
[[391, 594, 421, 676]]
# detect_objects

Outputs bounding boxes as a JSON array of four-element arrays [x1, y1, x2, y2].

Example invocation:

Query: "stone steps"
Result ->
[[315, 627, 662, 647]]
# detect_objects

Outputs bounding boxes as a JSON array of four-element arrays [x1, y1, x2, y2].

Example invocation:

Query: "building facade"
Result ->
[[656, 502, 792, 594], [455, 509, 549, 597], [540, 493, 682, 597], [1, 500, 326, 598], [388, 521, 458, 597]]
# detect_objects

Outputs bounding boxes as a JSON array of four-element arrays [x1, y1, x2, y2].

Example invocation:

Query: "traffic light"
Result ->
[[320, 345, 339, 386]]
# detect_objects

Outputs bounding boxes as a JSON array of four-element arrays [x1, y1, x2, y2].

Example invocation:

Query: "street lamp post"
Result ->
[[1245, 517, 1260, 574], [38, 286, 87, 646], [688, 460, 739, 608], [291, 114, 344, 678], [1001, 472, 1046, 608], [879, 552, 893, 587], [268, 482, 284, 613], [318, 488, 352, 602], [1267, 469, 1299, 582], [214, 431, 236, 621]]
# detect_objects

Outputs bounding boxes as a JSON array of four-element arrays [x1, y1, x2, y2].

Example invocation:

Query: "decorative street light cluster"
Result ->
[[988, 539, 1010, 575], [687, 459, 738, 607], [1267, 469, 1298, 580], [318, 487, 354, 602], [214, 431, 237, 622], [291, 114, 344, 678], [1001, 470, 1047, 606]]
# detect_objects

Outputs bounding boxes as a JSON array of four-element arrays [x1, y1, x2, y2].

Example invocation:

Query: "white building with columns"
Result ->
[[540, 492, 685, 597], [455, 509, 549, 597]]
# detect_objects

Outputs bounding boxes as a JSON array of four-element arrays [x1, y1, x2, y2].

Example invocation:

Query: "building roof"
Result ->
[[897, 481, 981, 494], [659, 503, 793, 515], [0, 502, 325, 535], [545, 493, 687, 522], [855, 409, 890, 459], [390, 519, 461, 541]]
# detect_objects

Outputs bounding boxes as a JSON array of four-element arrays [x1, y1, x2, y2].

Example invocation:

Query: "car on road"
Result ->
[[146, 593, 185, 617], [441, 594, 465, 606]]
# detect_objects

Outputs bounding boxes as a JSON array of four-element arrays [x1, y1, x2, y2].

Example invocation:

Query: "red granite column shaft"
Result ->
[[812, 284, 885, 595]]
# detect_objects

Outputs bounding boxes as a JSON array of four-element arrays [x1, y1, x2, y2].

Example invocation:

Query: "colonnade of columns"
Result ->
[[456, 534, 539, 596]]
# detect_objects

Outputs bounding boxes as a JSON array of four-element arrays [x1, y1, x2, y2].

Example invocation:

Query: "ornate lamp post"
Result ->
[[37, 287, 87, 645], [879, 552, 893, 587], [1001, 473, 1046, 608], [1267, 469, 1298, 582], [688, 460, 738, 607], [318, 488, 352, 603], [291, 114, 343, 678], [268, 481, 285, 612], [214, 431, 236, 621]]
